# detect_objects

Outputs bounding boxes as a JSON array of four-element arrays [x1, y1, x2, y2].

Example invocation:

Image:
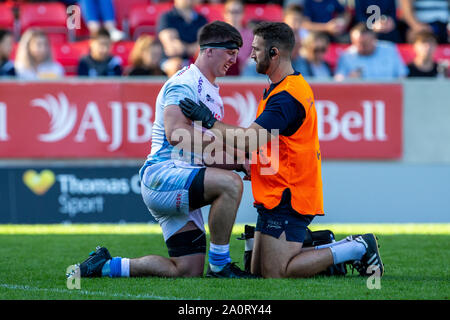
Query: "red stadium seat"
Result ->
[[434, 44, 450, 63], [195, 3, 225, 22], [112, 40, 135, 68], [396, 44, 415, 64], [0, 4, 15, 31], [324, 43, 349, 71], [74, 14, 90, 40], [52, 40, 89, 76], [19, 3, 69, 43], [113, 0, 149, 33], [398, 43, 450, 64], [128, 3, 173, 39], [243, 4, 283, 26]]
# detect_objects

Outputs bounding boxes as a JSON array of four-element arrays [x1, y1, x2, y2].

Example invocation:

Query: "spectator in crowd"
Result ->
[[0, 29, 15, 76], [284, 4, 308, 58], [223, 0, 253, 75], [399, 0, 449, 44], [157, 0, 208, 77], [334, 23, 408, 81], [126, 35, 166, 77], [15, 29, 65, 79], [242, 3, 308, 78], [354, 0, 402, 43], [301, 0, 351, 43], [78, 0, 125, 42], [407, 30, 441, 77], [77, 28, 122, 77], [294, 31, 332, 79]]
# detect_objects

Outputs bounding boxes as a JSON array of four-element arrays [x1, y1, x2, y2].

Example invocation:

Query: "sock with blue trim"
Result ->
[[101, 257, 130, 277], [208, 243, 231, 272]]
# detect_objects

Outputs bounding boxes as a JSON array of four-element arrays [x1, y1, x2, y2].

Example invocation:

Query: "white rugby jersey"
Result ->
[[146, 64, 224, 165]]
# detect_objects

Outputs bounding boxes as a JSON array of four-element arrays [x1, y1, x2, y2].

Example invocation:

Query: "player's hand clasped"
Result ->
[[179, 98, 217, 129]]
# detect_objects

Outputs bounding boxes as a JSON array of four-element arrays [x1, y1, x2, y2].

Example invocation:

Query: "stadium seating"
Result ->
[[195, 3, 225, 22], [51, 40, 89, 76], [41, 42, 450, 77], [397, 44, 416, 64], [397, 44, 450, 64], [50, 40, 136, 76], [0, 3, 15, 31], [243, 4, 283, 27], [324, 43, 349, 71], [113, 0, 149, 35], [19, 2, 69, 43], [74, 14, 90, 40], [128, 3, 173, 39], [112, 41, 135, 69], [434, 44, 450, 63]]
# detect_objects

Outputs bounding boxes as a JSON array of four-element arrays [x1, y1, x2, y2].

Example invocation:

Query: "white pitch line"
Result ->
[[0, 283, 195, 300]]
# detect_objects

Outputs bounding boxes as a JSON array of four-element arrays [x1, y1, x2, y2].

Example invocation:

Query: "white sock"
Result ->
[[315, 238, 350, 250], [121, 258, 130, 277], [329, 241, 366, 264]]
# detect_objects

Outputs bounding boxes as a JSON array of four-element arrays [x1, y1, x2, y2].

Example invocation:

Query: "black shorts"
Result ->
[[255, 189, 314, 243], [188, 167, 207, 210], [165, 228, 206, 257]]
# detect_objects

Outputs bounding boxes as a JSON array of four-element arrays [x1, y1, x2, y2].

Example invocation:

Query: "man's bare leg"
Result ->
[[202, 168, 243, 245], [130, 168, 243, 277], [258, 231, 333, 278], [130, 221, 205, 277]]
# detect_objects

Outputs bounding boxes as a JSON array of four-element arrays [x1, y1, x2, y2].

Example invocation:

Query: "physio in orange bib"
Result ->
[[251, 65, 323, 217], [179, 22, 384, 278]]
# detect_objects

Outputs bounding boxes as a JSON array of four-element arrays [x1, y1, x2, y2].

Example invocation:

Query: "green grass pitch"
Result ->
[[0, 224, 449, 300]]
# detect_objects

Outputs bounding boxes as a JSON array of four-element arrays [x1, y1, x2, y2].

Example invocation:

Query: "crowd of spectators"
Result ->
[[0, 0, 448, 79]]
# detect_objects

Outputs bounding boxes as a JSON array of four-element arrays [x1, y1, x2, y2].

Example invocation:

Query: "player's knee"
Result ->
[[221, 172, 243, 199], [172, 257, 204, 277], [177, 265, 204, 277], [261, 259, 288, 278]]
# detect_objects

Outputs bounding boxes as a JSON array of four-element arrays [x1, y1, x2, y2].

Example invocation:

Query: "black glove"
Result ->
[[179, 98, 217, 129]]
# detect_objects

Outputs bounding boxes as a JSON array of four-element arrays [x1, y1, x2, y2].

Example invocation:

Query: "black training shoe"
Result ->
[[354, 234, 384, 277], [77, 246, 112, 278], [206, 262, 259, 279]]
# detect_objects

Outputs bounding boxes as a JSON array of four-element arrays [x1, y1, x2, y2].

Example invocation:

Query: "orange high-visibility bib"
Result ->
[[251, 73, 324, 216]]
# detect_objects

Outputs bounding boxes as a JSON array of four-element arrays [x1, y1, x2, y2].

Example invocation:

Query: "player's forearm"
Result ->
[[210, 121, 272, 155], [201, 139, 247, 171]]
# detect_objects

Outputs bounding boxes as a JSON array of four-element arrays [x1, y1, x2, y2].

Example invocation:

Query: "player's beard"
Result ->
[[255, 56, 270, 75]]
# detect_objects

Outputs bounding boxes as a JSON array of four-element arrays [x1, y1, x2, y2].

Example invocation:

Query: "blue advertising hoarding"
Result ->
[[0, 166, 156, 224]]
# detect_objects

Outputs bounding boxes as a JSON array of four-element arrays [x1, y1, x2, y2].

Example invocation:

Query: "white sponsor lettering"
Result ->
[[126, 102, 153, 143], [0, 103, 9, 141], [75, 102, 109, 143], [316, 100, 387, 142], [30, 93, 153, 152], [109, 102, 123, 151]]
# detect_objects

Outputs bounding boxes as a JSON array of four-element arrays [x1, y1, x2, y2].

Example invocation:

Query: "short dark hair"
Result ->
[[198, 20, 243, 48], [91, 27, 110, 40], [0, 29, 13, 43], [411, 30, 438, 44], [253, 22, 295, 56]]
